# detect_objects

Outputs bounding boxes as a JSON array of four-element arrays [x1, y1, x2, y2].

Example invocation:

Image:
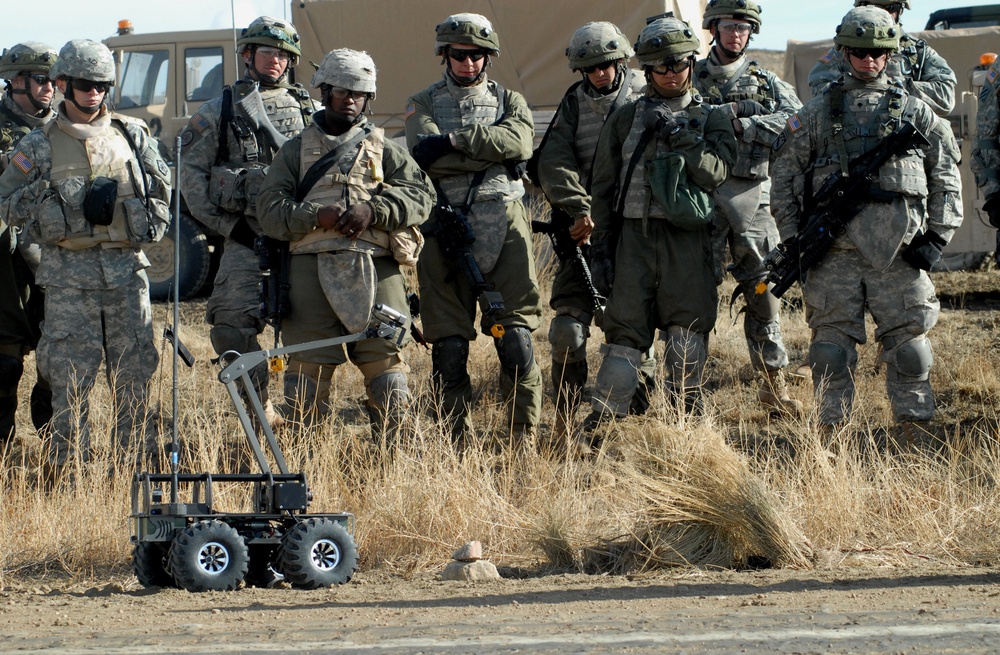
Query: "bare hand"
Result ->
[[333, 202, 374, 239], [317, 204, 344, 230], [570, 215, 594, 245]]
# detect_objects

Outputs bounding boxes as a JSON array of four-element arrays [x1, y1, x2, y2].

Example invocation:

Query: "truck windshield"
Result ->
[[186, 47, 224, 102], [118, 50, 169, 109]]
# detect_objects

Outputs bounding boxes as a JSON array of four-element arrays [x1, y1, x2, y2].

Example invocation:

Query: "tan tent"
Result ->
[[293, 0, 710, 133]]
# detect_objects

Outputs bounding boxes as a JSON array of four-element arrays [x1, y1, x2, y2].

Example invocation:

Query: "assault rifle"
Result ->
[[531, 207, 606, 320], [256, 235, 292, 371], [422, 201, 506, 338], [758, 122, 929, 299], [235, 84, 289, 150]]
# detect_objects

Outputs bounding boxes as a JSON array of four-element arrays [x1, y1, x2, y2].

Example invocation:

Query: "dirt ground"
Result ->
[[4, 559, 1000, 654]]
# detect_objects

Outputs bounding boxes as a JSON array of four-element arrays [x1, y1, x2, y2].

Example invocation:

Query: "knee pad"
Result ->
[[495, 327, 535, 380], [0, 355, 24, 393], [664, 326, 707, 375], [367, 371, 410, 410], [210, 326, 260, 360], [743, 283, 780, 322], [432, 337, 470, 386], [548, 315, 589, 363], [883, 335, 933, 381], [809, 341, 849, 377], [593, 343, 642, 416]]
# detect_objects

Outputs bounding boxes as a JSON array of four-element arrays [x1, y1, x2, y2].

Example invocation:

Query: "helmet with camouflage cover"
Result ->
[[434, 13, 501, 56], [702, 0, 762, 34], [634, 16, 700, 66], [0, 42, 58, 79], [238, 16, 301, 66], [311, 48, 377, 98], [834, 6, 901, 51], [566, 22, 634, 71], [50, 40, 115, 83], [854, 0, 910, 10]]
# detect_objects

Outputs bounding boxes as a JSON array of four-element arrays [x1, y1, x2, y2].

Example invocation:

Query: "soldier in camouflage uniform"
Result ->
[[694, 0, 803, 415], [972, 58, 1000, 229], [584, 17, 736, 432], [535, 22, 648, 444], [808, 0, 956, 117], [0, 40, 172, 473], [179, 16, 318, 425], [405, 13, 542, 447], [257, 49, 434, 442], [0, 42, 57, 445], [771, 7, 962, 436]]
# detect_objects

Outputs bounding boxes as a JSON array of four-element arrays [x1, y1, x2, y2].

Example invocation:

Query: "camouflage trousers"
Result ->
[[803, 249, 939, 424], [711, 201, 789, 372], [36, 272, 159, 465]]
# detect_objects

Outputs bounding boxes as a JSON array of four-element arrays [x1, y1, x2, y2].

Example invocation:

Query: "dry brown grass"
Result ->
[[3, 218, 1000, 587]]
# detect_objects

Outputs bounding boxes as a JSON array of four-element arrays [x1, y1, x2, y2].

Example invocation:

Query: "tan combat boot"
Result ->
[[759, 369, 804, 416]]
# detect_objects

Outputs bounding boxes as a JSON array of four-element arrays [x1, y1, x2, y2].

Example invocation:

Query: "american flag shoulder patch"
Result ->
[[787, 114, 802, 133], [989, 68, 998, 85], [819, 51, 835, 64], [11, 150, 33, 175], [191, 114, 211, 133], [403, 103, 416, 119]]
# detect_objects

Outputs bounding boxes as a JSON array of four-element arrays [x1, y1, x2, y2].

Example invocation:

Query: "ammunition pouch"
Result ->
[[83, 176, 118, 226], [209, 165, 248, 214], [123, 196, 170, 244]]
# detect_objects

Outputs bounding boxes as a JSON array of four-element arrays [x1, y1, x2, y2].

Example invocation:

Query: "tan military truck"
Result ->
[[784, 18, 1000, 268], [103, 0, 709, 298]]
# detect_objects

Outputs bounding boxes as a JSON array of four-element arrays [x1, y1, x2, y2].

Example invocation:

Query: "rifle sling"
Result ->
[[295, 125, 373, 203]]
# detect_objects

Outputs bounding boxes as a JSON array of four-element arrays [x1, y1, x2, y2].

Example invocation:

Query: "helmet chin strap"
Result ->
[[582, 61, 627, 96], [248, 46, 287, 87], [715, 41, 746, 60], [64, 84, 102, 115], [11, 76, 51, 113], [444, 54, 490, 87]]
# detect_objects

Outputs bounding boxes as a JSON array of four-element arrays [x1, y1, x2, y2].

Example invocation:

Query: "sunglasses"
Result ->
[[326, 86, 369, 102], [71, 79, 110, 94], [651, 59, 692, 75], [848, 48, 890, 60], [256, 46, 291, 62], [582, 61, 616, 74], [448, 49, 488, 63], [717, 20, 753, 35], [25, 73, 51, 86]]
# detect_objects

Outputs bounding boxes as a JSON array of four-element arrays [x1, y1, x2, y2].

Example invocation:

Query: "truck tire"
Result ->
[[143, 213, 212, 301]]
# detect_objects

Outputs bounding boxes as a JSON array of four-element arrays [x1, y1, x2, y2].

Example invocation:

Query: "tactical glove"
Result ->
[[984, 194, 1000, 229], [229, 218, 258, 250], [642, 103, 681, 142], [735, 99, 768, 118], [412, 134, 454, 169], [901, 230, 947, 271], [589, 242, 615, 298]]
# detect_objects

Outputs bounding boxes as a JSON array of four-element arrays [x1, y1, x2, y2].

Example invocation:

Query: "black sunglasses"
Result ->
[[71, 79, 111, 94], [651, 59, 692, 75], [25, 73, 51, 86], [582, 61, 616, 74], [848, 48, 890, 60], [448, 49, 488, 63]]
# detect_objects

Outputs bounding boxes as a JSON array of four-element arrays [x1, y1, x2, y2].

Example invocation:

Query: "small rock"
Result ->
[[440, 560, 500, 582], [452, 541, 483, 562]]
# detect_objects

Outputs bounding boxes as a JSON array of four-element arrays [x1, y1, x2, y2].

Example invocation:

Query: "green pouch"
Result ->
[[647, 152, 714, 230]]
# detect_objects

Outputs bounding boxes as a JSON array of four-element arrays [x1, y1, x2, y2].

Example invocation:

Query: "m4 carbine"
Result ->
[[531, 207, 605, 320]]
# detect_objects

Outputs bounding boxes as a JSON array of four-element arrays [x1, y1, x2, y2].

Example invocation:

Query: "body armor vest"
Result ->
[[290, 123, 391, 257], [574, 77, 641, 189], [619, 93, 708, 220], [226, 80, 313, 166], [428, 77, 524, 206], [43, 114, 142, 249]]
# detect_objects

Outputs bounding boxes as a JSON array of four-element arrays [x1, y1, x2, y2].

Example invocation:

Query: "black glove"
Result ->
[[735, 99, 768, 118], [589, 242, 615, 298], [985, 194, 1000, 229], [229, 218, 258, 250], [412, 134, 454, 169], [642, 103, 680, 142], [901, 230, 947, 271]]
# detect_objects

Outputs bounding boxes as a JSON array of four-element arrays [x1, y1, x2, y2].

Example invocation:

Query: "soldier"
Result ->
[[807, 0, 956, 116], [584, 16, 736, 433], [405, 13, 542, 448], [0, 40, 172, 475], [771, 7, 962, 439], [179, 16, 318, 425], [972, 57, 1000, 229], [535, 22, 648, 445], [0, 42, 57, 446], [694, 0, 803, 415], [257, 49, 434, 442]]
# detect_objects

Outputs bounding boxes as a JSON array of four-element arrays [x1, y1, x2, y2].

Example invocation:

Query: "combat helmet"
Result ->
[[311, 49, 377, 98], [854, 0, 910, 10], [834, 6, 901, 51], [434, 13, 501, 56], [702, 0, 762, 34], [566, 22, 634, 71], [634, 16, 701, 66], [238, 16, 301, 66], [50, 40, 115, 83], [0, 42, 57, 79]]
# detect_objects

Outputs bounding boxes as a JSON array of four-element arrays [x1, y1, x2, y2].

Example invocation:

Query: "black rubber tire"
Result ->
[[143, 212, 212, 301], [168, 520, 249, 592], [279, 518, 359, 589], [244, 545, 283, 588], [132, 541, 176, 588]]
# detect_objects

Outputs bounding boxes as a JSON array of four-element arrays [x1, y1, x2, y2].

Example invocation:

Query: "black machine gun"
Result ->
[[757, 122, 929, 300], [531, 207, 606, 319], [422, 200, 506, 338], [255, 235, 291, 372]]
